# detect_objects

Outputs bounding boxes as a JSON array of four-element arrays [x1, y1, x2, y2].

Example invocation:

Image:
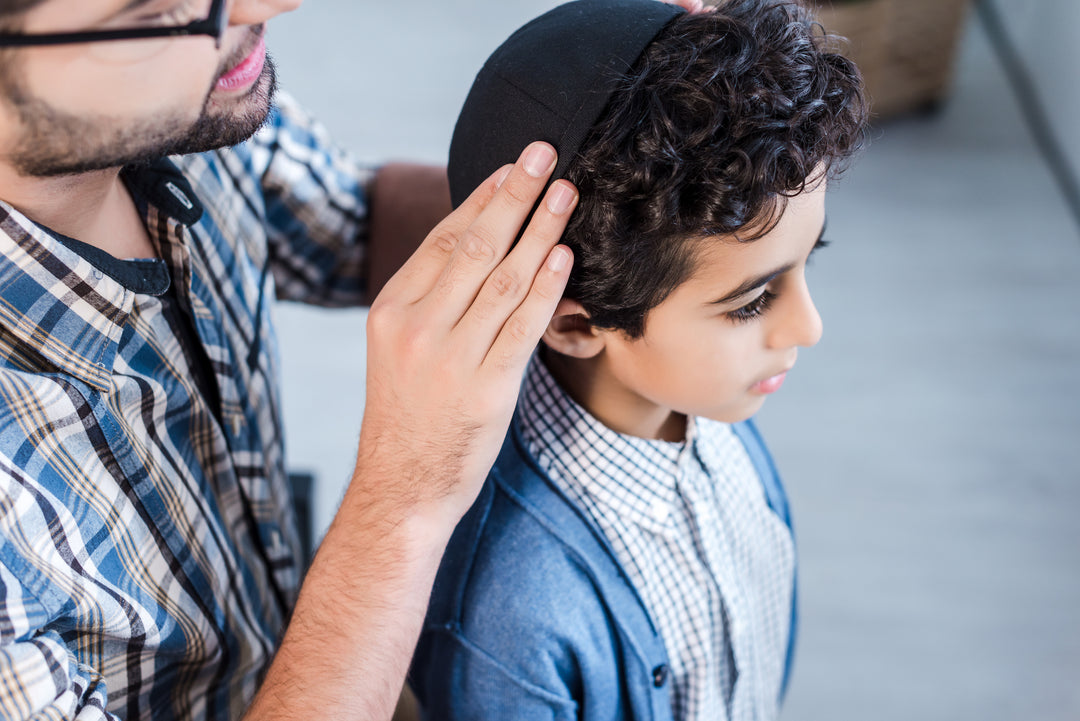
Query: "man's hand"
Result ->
[[357, 141, 576, 526], [247, 143, 575, 721]]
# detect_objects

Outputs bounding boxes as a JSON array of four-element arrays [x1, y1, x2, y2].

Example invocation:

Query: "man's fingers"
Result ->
[[483, 244, 574, 373], [659, 0, 715, 13], [669, 0, 700, 10], [455, 179, 579, 365], [421, 143, 558, 324], [377, 164, 510, 304], [370, 140, 570, 399]]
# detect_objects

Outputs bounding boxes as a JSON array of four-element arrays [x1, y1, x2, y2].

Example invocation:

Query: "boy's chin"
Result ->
[[703, 396, 768, 425]]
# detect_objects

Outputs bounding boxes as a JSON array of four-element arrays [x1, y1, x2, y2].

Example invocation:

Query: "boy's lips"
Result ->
[[751, 369, 790, 395], [216, 37, 267, 92]]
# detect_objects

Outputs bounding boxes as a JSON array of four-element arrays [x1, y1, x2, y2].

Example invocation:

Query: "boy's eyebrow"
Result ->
[[708, 218, 828, 306], [709, 265, 793, 306]]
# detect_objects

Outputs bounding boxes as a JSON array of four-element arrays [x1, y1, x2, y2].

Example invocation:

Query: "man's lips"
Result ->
[[216, 36, 267, 92]]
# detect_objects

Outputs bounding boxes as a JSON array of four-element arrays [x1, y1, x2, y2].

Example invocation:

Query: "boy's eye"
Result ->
[[726, 289, 776, 324]]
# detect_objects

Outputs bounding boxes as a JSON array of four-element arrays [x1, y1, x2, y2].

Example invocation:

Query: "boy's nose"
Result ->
[[228, 0, 304, 26], [767, 281, 823, 350]]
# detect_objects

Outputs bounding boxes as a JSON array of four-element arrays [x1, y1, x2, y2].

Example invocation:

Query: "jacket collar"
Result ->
[[518, 353, 721, 535], [492, 423, 676, 721]]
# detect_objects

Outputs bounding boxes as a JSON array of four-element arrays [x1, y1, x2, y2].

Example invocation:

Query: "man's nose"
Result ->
[[228, 0, 304, 27]]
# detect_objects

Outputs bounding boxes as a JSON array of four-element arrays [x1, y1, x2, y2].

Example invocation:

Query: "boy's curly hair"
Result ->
[[562, 0, 868, 337]]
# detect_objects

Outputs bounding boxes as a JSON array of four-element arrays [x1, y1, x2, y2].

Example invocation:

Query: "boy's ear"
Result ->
[[543, 299, 605, 359]]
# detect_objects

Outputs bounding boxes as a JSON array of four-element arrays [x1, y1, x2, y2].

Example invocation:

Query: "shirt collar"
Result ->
[[0, 158, 203, 391], [122, 158, 204, 227], [518, 352, 702, 534]]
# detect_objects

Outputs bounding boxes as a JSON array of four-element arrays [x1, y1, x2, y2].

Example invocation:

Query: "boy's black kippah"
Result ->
[[448, 0, 685, 208]]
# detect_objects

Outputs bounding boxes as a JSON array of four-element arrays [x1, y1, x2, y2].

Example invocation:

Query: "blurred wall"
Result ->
[[992, 0, 1080, 191]]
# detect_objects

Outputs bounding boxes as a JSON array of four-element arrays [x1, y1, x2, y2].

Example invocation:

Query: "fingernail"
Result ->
[[494, 165, 512, 189], [546, 182, 577, 214], [547, 246, 570, 272], [523, 143, 556, 178]]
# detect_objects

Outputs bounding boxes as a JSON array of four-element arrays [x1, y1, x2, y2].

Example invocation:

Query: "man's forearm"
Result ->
[[245, 465, 453, 721]]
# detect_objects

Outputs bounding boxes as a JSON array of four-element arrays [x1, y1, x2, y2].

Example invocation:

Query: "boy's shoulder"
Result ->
[[422, 411, 789, 647], [414, 425, 675, 718], [413, 413, 789, 718], [426, 423, 661, 636]]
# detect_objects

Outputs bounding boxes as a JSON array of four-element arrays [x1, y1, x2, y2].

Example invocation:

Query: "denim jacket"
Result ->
[[411, 416, 796, 720]]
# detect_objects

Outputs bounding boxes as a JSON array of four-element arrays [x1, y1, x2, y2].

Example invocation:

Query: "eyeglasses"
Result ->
[[0, 0, 227, 49]]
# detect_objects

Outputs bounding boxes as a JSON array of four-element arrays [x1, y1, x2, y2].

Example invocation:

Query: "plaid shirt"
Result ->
[[0, 93, 373, 721], [519, 355, 796, 721]]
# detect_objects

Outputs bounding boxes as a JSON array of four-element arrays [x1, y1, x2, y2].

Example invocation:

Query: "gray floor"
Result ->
[[268, 3, 1080, 719]]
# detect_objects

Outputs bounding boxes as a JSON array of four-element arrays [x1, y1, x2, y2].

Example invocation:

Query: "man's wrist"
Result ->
[[244, 464, 459, 721]]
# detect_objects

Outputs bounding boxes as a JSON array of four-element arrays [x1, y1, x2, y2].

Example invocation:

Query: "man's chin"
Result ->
[[179, 101, 274, 156], [13, 103, 273, 177], [196, 60, 278, 148], [174, 62, 277, 157], [9, 61, 276, 178]]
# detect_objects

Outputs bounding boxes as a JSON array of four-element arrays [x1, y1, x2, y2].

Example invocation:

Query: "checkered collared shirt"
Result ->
[[0, 93, 373, 721], [518, 354, 796, 721]]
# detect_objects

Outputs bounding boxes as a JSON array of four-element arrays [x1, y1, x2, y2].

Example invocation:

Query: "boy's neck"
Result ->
[[539, 346, 687, 443]]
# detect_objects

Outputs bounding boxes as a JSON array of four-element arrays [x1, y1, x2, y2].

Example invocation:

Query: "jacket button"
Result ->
[[652, 664, 668, 688]]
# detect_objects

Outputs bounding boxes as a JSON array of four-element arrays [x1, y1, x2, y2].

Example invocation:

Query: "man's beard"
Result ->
[[4, 52, 278, 177]]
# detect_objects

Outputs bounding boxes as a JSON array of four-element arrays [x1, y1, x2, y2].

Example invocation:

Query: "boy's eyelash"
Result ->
[[809, 237, 830, 263], [726, 289, 776, 323], [723, 236, 827, 324]]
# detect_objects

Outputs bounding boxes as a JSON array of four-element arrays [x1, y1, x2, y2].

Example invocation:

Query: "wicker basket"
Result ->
[[811, 0, 973, 118]]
